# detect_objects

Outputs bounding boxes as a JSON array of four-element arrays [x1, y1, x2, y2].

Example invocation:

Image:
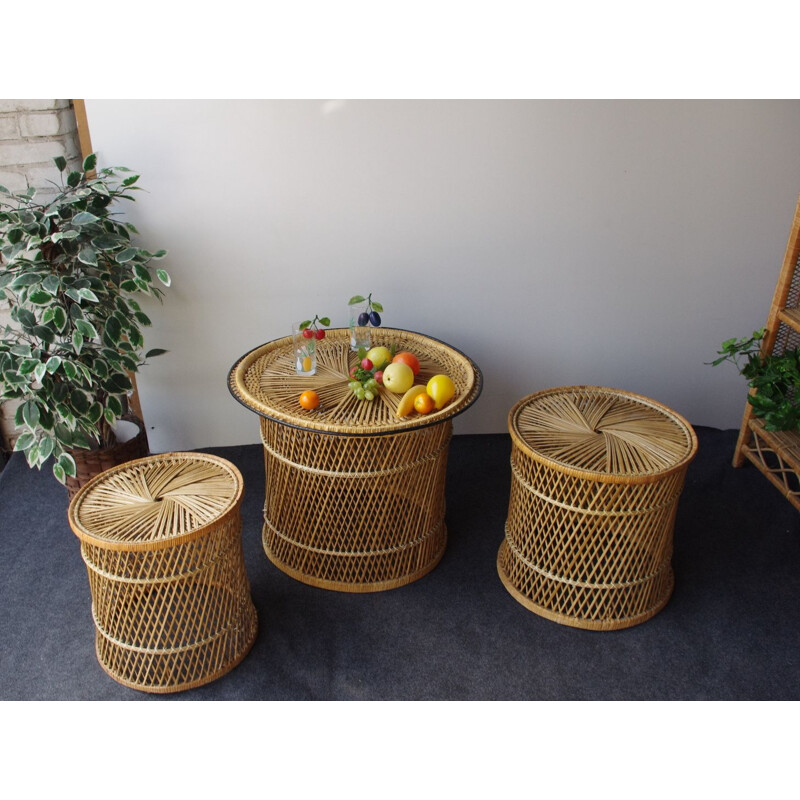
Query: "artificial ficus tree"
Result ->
[[0, 154, 170, 483]]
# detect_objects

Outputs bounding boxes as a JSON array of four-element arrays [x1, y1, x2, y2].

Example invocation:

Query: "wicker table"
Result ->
[[68, 452, 258, 693], [229, 328, 482, 592], [498, 386, 698, 630]]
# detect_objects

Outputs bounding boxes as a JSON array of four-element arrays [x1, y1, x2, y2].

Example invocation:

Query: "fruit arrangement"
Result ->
[[348, 345, 395, 401], [395, 374, 456, 418], [348, 294, 384, 327], [340, 340, 456, 416]]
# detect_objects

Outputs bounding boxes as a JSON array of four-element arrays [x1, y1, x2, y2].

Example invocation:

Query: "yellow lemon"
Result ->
[[302, 356, 313, 372], [366, 346, 392, 369], [396, 385, 427, 417], [426, 374, 455, 410]]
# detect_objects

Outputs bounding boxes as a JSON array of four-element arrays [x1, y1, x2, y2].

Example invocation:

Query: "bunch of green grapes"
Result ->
[[348, 364, 380, 401]]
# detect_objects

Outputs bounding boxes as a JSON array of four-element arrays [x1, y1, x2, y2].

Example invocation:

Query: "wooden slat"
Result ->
[[72, 98, 145, 423]]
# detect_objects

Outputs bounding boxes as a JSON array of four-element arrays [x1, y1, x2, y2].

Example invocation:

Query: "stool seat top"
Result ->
[[228, 327, 482, 435], [68, 452, 243, 548], [509, 386, 697, 478]]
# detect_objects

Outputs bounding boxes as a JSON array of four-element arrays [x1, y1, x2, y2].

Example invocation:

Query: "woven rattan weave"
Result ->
[[68, 452, 257, 693], [229, 328, 482, 592], [740, 417, 800, 509], [498, 386, 697, 630]]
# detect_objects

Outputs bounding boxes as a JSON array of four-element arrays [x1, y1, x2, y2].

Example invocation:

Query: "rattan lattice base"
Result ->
[[498, 386, 697, 631], [740, 418, 800, 511], [68, 453, 258, 693], [260, 417, 452, 592]]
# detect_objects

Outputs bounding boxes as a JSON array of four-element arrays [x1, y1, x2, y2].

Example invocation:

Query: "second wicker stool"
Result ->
[[68, 452, 258, 693], [498, 386, 698, 630]]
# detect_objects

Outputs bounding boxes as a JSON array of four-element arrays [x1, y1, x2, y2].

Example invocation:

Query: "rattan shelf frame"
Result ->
[[738, 417, 800, 511], [68, 452, 258, 693], [733, 192, 800, 512], [229, 328, 482, 592], [498, 386, 698, 631]]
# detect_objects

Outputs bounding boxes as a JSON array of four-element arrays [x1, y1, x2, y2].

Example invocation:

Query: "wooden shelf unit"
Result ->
[[733, 192, 800, 511]]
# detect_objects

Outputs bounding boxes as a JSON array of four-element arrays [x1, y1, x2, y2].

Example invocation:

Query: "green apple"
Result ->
[[382, 361, 415, 394], [366, 346, 392, 370]]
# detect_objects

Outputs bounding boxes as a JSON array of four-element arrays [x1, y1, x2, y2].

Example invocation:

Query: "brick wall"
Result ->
[[0, 99, 82, 454]]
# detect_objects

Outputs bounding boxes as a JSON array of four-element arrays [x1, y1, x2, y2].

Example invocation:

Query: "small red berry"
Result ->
[[315, 328, 325, 340], [361, 358, 373, 370], [302, 328, 314, 339], [374, 370, 384, 385], [349, 366, 359, 378]]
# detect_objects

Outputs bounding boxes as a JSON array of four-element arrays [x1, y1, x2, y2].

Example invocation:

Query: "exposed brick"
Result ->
[[59, 108, 77, 134], [25, 165, 68, 189], [0, 170, 29, 192], [0, 139, 68, 168], [0, 116, 21, 140], [18, 108, 77, 138], [0, 99, 70, 113], [64, 136, 81, 160], [19, 113, 59, 138]]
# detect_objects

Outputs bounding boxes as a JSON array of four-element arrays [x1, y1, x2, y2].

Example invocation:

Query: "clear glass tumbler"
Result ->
[[293, 323, 317, 376], [347, 298, 371, 351]]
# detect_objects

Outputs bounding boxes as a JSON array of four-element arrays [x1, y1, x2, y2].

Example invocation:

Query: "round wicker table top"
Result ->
[[509, 386, 698, 481], [68, 452, 244, 550], [228, 327, 482, 435]]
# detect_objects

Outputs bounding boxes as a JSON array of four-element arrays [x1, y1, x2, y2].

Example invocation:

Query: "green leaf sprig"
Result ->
[[710, 328, 800, 431], [298, 315, 331, 333]]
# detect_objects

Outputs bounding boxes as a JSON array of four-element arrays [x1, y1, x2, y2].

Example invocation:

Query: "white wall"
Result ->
[[84, 99, 800, 452]]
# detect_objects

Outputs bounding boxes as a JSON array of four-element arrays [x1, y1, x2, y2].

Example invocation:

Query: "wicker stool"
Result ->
[[68, 452, 258, 693], [498, 386, 698, 630]]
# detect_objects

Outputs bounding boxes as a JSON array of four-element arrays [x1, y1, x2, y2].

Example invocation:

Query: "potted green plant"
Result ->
[[0, 153, 170, 494], [711, 328, 800, 431]]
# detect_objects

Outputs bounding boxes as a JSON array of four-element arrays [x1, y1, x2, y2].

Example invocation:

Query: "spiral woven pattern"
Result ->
[[510, 387, 696, 478], [229, 327, 482, 435], [65, 415, 149, 500], [499, 387, 697, 630], [68, 453, 257, 692]]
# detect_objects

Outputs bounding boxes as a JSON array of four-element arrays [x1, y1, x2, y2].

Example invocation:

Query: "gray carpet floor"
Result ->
[[1, 427, 798, 701]]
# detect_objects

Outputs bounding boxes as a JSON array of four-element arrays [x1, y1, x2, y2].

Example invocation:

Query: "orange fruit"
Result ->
[[299, 390, 320, 410], [396, 385, 427, 417], [413, 392, 435, 414], [392, 351, 420, 375]]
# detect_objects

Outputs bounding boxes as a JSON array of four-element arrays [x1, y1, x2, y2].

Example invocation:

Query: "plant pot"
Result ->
[[65, 415, 149, 500]]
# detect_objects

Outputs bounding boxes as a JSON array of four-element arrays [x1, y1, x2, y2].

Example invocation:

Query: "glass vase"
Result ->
[[347, 298, 371, 351], [293, 323, 317, 376]]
